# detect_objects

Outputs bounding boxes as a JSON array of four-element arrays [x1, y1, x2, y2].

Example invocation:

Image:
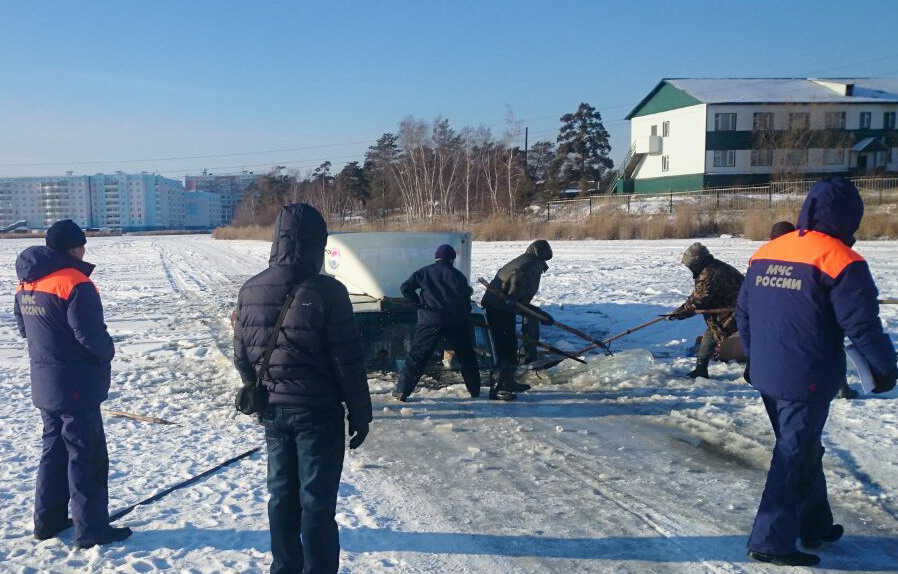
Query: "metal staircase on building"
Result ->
[[604, 144, 646, 194]]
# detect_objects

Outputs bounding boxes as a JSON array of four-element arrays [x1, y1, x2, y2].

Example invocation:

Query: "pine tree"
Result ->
[[364, 133, 401, 220], [556, 102, 613, 192]]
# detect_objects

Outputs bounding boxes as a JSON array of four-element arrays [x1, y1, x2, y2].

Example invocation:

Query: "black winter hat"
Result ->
[[769, 221, 796, 240], [434, 244, 456, 260], [46, 219, 86, 251]]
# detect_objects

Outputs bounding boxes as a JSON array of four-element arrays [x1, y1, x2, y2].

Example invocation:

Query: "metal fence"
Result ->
[[544, 177, 898, 221]]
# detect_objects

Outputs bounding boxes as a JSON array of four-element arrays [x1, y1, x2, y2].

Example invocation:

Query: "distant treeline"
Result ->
[[231, 103, 614, 227]]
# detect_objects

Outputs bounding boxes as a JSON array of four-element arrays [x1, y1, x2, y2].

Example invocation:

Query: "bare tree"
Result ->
[[432, 117, 462, 217]]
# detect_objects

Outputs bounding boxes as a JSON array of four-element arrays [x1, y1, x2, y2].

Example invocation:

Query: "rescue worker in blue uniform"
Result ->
[[14, 220, 132, 548], [737, 179, 897, 567], [392, 244, 481, 401]]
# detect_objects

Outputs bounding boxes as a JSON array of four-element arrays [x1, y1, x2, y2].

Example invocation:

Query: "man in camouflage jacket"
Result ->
[[668, 242, 744, 378]]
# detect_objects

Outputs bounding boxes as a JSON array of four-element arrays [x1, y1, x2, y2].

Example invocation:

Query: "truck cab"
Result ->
[[322, 231, 495, 375]]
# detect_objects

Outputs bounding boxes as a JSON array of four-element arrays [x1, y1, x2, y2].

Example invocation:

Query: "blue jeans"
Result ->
[[262, 403, 345, 574], [36, 407, 112, 546]]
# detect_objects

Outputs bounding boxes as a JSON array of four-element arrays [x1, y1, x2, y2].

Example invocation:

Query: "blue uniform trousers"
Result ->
[[262, 403, 345, 574], [748, 395, 834, 554], [35, 407, 112, 545]]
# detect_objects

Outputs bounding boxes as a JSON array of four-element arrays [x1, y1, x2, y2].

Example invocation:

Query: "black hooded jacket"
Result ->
[[233, 204, 372, 427], [480, 240, 552, 310]]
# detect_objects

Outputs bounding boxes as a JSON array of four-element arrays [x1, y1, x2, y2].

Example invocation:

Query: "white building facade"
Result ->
[[184, 172, 260, 225], [184, 191, 224, 229], [619, 78, 898, 193], [0, 173, 190, 230]]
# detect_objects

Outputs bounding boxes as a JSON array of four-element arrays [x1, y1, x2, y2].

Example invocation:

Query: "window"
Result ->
[[825, 111, 846, 129], [825, 149, 845, 164], [751, 149, 773, 166], [714, 113, 737, 131], [860, 112, 872, 129], [661, 155, 670, 171], [785, 149, 808, 166], [885, 112, 897, 130], [662, 121, 670, 137], [713, 150, 736, 167], [753, 112, 773, 131], [650, 124, 658, 136], [789, 112, 810, 130]]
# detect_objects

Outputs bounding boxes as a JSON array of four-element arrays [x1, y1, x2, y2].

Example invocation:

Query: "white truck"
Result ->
[[322, 231, 496, 375]]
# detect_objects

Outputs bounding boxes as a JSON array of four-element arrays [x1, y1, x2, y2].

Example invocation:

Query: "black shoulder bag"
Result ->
[[235, 281, 303, 416]]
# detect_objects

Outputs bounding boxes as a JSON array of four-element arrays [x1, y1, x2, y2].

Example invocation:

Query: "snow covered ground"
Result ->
[[1, 234, 897, 573]]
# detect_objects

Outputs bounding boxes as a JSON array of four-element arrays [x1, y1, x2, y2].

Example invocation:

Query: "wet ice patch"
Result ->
[[556, 348, 656, 390]]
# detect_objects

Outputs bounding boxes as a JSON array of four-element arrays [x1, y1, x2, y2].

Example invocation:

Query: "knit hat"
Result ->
[[769, 221, 796, 240], [434, 244, 456, 260], [46, 219, 86, 252], [681, 242, 711, 269]]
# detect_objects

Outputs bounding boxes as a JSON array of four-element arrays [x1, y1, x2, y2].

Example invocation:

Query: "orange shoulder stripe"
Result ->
[[750, 230, 864, 279], [16, 268, 93, 300]]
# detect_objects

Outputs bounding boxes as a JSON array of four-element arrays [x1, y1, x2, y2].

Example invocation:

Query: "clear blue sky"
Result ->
[[2, 0, 897, 179]]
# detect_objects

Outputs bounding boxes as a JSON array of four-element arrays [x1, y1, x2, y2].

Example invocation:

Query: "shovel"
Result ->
[[477, 278, 613, 357], [529, 315, 670, 371]]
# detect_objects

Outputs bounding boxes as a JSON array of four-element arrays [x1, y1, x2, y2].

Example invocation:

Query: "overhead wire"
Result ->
[[3, 54, 897, 177]]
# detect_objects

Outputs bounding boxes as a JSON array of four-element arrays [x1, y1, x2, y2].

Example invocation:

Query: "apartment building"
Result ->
[[0, 173, 188, 230]]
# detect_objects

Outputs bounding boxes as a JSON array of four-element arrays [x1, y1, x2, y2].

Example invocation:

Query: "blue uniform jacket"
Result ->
[[14, 246, 115, 411], [736, 179, 896, 402]]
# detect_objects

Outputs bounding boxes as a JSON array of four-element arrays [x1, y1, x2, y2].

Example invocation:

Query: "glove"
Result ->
[[348, 422, 369, 449], [667, 311, 695, 321], [872, 368, 897, 394], [504, 297, 519, 310]]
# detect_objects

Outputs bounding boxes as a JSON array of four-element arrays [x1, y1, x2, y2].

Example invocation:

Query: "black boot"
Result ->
[[488, 368, 517, 401], [506, 381, 531, 392], [687, 356, 710, 379], [489, 386, 517, 401], [747, 549, 820, 567], [34, 518, 72, 541], [75, 527, 133, 549], [802, 524, 844, 549]]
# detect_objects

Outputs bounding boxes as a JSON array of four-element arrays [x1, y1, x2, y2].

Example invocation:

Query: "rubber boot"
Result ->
[[687, 355, 710, 379], [488, 368, 517, 401]]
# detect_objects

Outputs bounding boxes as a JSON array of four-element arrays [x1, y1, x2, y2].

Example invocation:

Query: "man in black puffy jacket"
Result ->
[[392, 244, 481, 401], [233, 204, 372, 574], [480, 239, 554, 400]]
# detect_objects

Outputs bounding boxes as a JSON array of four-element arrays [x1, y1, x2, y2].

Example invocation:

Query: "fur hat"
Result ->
[[434, 244, 456, 260], [46, 219, 86, 252], [681, 242, 711, 269], [769, 221, 796, 240]]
